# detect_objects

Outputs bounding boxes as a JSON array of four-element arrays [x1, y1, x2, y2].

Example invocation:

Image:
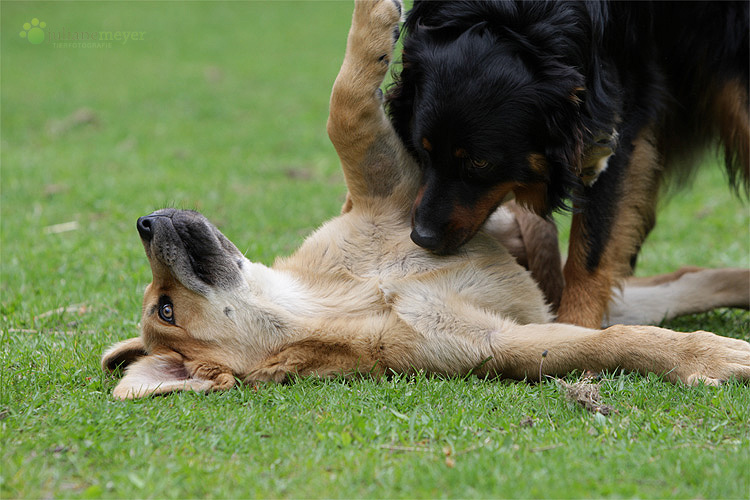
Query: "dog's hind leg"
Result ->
[[605, 268, 750, 326], [327, 0, 419, 213]]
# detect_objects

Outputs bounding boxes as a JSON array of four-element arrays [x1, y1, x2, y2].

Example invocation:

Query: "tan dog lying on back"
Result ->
[[102, 0, 750, 399]]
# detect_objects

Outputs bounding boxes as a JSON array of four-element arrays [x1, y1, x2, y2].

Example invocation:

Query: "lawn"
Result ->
[[1, 2, 749, 498]]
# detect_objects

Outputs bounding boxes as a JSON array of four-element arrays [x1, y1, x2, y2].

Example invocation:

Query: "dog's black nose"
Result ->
[[137, 215, 155, 241], [410, 225, 442, 252]]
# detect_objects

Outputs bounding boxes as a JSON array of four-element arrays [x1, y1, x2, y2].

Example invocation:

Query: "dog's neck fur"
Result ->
[[240, 260, 319, 317]]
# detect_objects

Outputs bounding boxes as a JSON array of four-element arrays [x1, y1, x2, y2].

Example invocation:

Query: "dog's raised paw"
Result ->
[[390, 0, 402, 17], [351, 0, 403, 70], [354, 0, 403, 36]]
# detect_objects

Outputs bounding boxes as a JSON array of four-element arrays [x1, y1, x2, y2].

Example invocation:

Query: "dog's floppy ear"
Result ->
[[101, 337, 147, 372], [108, 348, 214, 400], [517, 63, 587, 214], [540, 81, 585, 170]]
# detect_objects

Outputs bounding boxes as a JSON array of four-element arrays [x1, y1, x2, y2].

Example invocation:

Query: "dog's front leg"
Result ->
[[327, 0, 419, 212], [493, 322, 750, 386], [383, 280, 750, 385], [558, 125, 662, 328], [184, 359, 236, 391]]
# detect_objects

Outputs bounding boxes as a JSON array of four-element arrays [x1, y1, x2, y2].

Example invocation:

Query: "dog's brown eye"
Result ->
[[159, 303, 175, 324], [471, 159, 489, 169]]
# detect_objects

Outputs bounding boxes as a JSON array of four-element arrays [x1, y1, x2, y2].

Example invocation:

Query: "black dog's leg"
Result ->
[[559, 125, 662, 328]]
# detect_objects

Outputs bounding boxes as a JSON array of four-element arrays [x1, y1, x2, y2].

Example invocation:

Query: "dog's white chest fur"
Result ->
[[242, 261, 322, 316]]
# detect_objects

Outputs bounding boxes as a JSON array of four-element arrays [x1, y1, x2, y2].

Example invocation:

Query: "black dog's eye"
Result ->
[[159, 303, 175, 324], [471, 158, 489, 169]]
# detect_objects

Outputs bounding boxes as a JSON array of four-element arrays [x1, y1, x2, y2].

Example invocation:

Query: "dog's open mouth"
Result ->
[[137, 209, 246, 294]]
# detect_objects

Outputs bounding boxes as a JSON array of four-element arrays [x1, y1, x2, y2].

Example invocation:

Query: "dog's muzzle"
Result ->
[[136, 209, 247, 293]]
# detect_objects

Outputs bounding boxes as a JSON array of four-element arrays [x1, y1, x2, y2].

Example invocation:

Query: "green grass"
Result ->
[[1, 2, 749, 498]]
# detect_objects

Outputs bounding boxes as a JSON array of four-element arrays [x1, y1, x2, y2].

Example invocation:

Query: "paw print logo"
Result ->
[[19, 18, 46, 45]]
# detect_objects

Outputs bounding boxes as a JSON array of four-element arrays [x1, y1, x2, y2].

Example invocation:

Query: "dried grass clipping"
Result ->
[[556, 377, 614, 415]]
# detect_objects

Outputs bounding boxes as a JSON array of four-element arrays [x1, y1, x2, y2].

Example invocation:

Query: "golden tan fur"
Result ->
[[102, 0, 750, 400]]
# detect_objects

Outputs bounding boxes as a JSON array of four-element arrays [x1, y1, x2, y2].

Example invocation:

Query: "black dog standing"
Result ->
[[387, 1, 749, 327]]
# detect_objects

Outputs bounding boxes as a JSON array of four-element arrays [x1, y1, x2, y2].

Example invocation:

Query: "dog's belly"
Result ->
[[278, 209, 551, 328]]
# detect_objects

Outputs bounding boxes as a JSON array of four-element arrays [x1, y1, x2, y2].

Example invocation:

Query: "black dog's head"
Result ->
[[388, 1, 617, 254]]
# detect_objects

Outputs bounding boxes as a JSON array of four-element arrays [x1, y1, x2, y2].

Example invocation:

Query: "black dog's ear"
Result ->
[[535, 74, 588, 211], [541, 73, 586, 167], [385, 57, 419, 154]]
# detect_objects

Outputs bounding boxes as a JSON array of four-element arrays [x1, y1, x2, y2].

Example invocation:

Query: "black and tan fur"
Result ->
[[386, 1, 749, 327], [102, 0, 750, 399]]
